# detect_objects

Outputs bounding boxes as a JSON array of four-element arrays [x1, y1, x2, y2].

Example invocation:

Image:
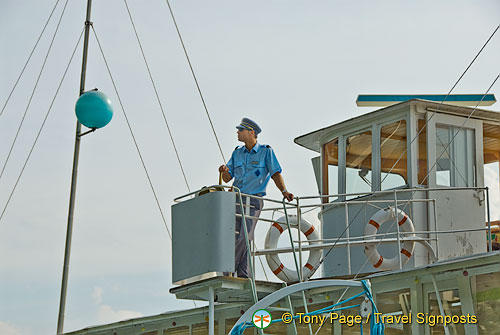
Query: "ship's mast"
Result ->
[[57, 0, 93, 333]]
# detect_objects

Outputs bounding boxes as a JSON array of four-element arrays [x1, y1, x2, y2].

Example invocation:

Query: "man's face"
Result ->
[[237, 128, 254, 142]]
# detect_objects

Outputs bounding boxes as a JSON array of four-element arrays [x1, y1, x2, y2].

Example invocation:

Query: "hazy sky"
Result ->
[[0, 1, 499, 334]]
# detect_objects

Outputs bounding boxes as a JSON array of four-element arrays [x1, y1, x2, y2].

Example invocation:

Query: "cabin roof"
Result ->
[[294, 99, 500, 153]]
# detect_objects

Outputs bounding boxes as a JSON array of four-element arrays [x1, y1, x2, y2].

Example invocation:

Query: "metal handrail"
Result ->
[[254, 237, 438, 261], [295, 186, 488, 200], [174, 185, 493, 279]]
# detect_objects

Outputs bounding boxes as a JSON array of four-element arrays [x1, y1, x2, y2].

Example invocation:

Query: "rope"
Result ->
[[231, 281, 383, 335], [0, 0, 69, 183], [0, 28, 84, 224], [92, 26, 172, 240], [164, 0, 227, 164], [361, 280, 385, 335], [0, 0, 61, 120], [122, 0, 191, 192]]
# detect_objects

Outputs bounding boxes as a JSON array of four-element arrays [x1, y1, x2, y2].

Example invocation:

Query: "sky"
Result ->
[[0, 1, 499, 334]]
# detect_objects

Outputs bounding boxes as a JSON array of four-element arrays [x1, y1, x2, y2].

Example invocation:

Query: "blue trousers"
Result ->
[[234, 196, 263, 278]]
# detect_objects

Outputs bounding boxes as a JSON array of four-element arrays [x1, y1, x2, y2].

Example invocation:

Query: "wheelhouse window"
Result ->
[[322, 138, 339, 202], [483, 123, 500, 220], [435, 124, 476, 187], [345, 130, 372, 199], [380, 120, 408, 190], [418, 119, 428, 185]]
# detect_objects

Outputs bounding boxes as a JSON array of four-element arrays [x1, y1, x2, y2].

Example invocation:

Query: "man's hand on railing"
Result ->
[[218, 165, 232, 183], [282, 191, 294, 202]]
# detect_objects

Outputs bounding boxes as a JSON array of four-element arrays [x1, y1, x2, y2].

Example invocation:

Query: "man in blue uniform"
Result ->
[[218, 118, 294, 278]]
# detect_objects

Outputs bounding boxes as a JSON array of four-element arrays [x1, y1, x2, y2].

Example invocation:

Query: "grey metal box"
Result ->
[[172, 191, 236, 284]]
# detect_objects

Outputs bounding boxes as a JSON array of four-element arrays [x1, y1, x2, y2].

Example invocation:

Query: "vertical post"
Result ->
[[208, 286, 215, 335], [252, 240, 256, 279], [457, 276, 479, 335], [394, 190, 402, 269], [237, 191, 258, 303], [431, 275, 451, 335], [56, 1, 92, 334], [282, 201, 313, 335], [282, 283, 298, 335], [297, 198, 303, 280], [344, 202, 351, 275], [218, 318, 226, 335], [486, 187, 492, 252], [433, 198, 439, 259]]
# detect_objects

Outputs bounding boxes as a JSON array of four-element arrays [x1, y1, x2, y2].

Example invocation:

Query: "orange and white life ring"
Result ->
[[264, 215, 321, 283], [364, 207, 415, 271]]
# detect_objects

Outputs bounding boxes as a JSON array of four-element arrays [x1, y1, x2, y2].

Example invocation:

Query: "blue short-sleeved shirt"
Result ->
[[227, 142, 282, 196]]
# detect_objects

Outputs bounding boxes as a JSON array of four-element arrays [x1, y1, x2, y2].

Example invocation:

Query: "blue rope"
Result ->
[[231, 281, 385, 335], [268, 303, 362, 325], [361, 280, 385, 335]]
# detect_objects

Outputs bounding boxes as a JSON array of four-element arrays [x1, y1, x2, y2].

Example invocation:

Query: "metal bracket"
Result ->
[[360, 297, 372, 318], [78, 127, 96, 137]]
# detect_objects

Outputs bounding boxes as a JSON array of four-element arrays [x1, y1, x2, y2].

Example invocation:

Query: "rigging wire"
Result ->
[[313, 76, 499, 334], [91, 26, 172, 240], [421, 74, 499, 187], [0, 0, 70, 183], [381, 24, 499, 185], [315, 24, 500, 272], [0, 28, 85, 224], [92, 24, 198, 307], [311, 31, 500, 335], [122, 0, 191, 192], [315, 74, 500, 335], [0, 0, 61, 120], [165, 0, 227, 164]]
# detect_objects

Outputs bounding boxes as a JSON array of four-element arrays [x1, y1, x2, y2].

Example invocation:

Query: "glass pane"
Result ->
[[323, 138, 339, 202], [428, 289, 465, 335], [473, 272, 500, 334], [484, 162, 500, 222], [376, 289, 412, 334], [418, 119, 428, 185], [435, 125, 475, 187], [381, 120, 408, 190], [436, 125, 451, 186], [345, 130, 372, 199]]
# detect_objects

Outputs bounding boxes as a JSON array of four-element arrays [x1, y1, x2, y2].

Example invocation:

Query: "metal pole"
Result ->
[[297, 198, 303, 281], [208, 286, 214, 335], [57, 1, 92, 333], [237, 191, 258, 304], [282, 200, 313, 335], [433, 199, 439, 258], [394, 190, 403, 269], [486, 187, 492, 252], [431, 275, 451, 335], [345, 202, 351, 275]]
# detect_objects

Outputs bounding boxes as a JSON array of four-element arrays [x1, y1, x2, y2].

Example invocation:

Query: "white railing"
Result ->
[[174, 186, 495, 282]]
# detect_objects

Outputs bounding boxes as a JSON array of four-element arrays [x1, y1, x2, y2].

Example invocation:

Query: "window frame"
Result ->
[[426, 113, 483, 188]]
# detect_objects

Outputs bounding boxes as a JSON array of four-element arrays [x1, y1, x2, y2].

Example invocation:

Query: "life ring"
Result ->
[[364, 207, 415, 271], [264, 215, 321, 282]]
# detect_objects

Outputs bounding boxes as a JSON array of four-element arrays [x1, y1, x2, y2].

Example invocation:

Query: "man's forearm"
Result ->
[[271, 172, 286, 192]]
